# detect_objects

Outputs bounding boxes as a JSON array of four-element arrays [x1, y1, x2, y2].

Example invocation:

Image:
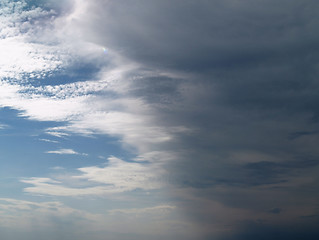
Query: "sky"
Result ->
[[0, 0, 319, 239]]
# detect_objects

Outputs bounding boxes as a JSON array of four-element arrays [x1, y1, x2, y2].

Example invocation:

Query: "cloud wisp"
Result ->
[[45, 148, 84, 155]]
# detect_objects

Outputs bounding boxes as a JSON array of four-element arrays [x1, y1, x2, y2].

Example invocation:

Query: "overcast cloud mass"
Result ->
[[1, 0, 319, 239]]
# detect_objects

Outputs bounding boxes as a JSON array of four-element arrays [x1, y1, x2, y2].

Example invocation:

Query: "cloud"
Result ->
[[0, 1, 66, 81], [1, 1, 319, 239], [0, 82, 90, 122], [108, 205, 176, 215], [45, 130, 70, 138], [0, 123, 8, 129], [39, 138, 59, 143], [46, 148, 83, 155], [21, 156, 166, 196], [75, 156, 165, 191], [0, 0, 185, 159], [21, 177, 112, 196], [0, 197, 101, 227], [0, 197, 107, 240]]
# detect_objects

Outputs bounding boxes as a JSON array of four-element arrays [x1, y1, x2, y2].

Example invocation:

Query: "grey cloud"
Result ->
[[268, 207, 282, 214], [81, 1, 319, 238], [81, 0, 319, 72], [228, 220, 319, 240]]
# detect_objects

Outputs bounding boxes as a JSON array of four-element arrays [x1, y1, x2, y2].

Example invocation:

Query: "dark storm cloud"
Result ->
[[74, 0, 319, 239], [223, 220, 319, 240], [85, 0, 319, 71]]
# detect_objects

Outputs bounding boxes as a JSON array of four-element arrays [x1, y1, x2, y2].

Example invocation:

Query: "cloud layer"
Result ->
[[1, 0, 319, 240]]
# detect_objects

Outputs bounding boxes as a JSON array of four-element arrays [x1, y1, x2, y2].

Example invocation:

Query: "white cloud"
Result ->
[[0, 1, 66, 81], [0, 37, 64, 80], [45, 130, 70, 138], [21, 177, 112, 196], [57, 111, 174, 152], [46, 148, 82, 155], [39, 138, 59, 143], [21, 156, 166, 196], [0, 82, 90, 121], [75, 156, 165, 191]]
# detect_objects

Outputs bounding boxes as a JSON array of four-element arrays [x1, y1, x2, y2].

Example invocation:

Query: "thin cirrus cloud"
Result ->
[[45, 148, 83, 155], [39, 138, 59, 143]]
